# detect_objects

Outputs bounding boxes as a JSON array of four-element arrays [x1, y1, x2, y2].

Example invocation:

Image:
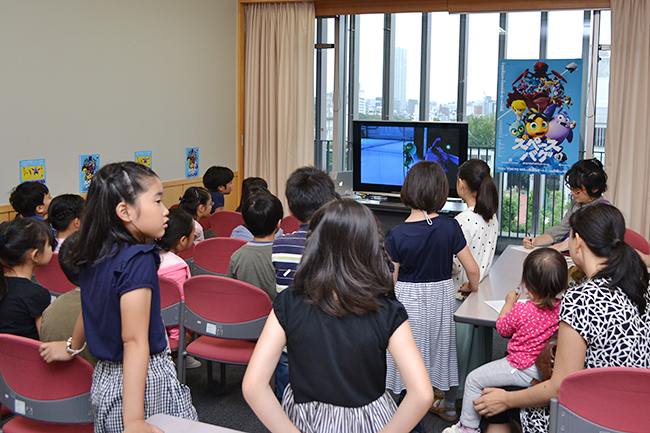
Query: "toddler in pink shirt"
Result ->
[[444, 248, 567, 433]]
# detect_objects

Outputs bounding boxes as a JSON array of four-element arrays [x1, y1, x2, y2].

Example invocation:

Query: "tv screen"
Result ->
[[352, 120, 469, 198]]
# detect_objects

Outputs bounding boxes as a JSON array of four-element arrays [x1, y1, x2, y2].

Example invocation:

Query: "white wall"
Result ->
[[0, 0, 238, 203]]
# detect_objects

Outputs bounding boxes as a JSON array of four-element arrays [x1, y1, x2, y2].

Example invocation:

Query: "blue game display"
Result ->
[[352, 120, 468, 198]]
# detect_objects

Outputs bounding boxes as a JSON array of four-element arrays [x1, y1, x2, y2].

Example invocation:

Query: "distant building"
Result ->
[[394, 47, 407, 112]]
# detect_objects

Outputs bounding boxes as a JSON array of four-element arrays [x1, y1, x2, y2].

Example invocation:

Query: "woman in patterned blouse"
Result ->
[[474, 203, 650, 433]]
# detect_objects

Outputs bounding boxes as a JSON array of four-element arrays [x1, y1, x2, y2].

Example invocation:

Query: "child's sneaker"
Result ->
[[442, 422, 480, 433], [185, 355, 202, 369]]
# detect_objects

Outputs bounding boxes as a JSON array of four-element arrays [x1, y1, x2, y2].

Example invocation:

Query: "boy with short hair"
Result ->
[[227, 191, 283, 300], [9, 182, 52, 219], [271, 166, 337, 399], [203, 166, 234, 213]]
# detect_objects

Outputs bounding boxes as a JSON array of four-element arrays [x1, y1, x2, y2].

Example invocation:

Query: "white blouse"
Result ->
[[452, 206, 499, 296]]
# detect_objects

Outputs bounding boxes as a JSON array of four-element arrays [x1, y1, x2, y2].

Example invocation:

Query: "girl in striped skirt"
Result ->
[[243, 199, 433, 433], [384, 161, 480, 423]]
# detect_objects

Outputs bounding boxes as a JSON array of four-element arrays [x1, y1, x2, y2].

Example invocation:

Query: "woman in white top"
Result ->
[[448, 160, 499, 412]]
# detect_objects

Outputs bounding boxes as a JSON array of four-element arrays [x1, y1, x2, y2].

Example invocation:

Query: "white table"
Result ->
[[454, 245, 530, 327], [146, 414, 245, 433]]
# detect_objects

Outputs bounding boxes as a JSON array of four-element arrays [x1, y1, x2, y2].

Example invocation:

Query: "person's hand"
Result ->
[[124, 420, 164, 433], [39, 341, 73, 363], [474, 387, 509, 418], [458, 282, 472, 296], [505, 289, 521, 305], [523, 237, 535, 249]]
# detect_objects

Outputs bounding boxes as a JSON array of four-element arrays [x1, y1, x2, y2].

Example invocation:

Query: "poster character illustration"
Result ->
[[495, 59, 582, 175], [20, 159, 46, 184], [135, 151, 152, 168], [79, 154, 100, 193], [185, 147, 199, 178], [359, 124, 460, 186]]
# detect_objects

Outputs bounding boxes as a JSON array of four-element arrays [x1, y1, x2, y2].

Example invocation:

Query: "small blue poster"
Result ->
[[20, 159, 46, 184], [495, 59, 583, 175], [185, 147, 199, 178], [135, 150, 152, 168], [79, 154, 100, 193]]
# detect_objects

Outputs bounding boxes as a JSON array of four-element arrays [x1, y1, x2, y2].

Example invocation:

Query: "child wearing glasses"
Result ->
[[523, 158, 608, 252]]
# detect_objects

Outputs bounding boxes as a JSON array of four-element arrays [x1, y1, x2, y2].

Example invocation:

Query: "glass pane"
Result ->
[[358, 14, 384, 120], [429, 13, 459, 122], [467, 12, 499, 157], [594, 49, 609, 163], [547, 10, 584, 59], [506, 12, 541, 59], [394, 13, 421, 121]]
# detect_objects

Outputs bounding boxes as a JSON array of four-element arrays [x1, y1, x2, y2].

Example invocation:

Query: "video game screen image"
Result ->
[[352, 120, 468, 197]]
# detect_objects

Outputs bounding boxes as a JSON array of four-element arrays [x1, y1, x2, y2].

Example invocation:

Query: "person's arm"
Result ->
[[35, 315, 43, 339], [120, 288, 163, 433], [380, 321, 434, 433], [40, 311, 86, 363], [523, 233, 554, 249], [242, 311, 301, 433], [473, 321, 587, 417], [456, 246, 480, 294], [549, 238, 569, 253], [497, 290, 520, 320]]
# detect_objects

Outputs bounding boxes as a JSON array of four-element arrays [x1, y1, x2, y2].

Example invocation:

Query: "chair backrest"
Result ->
[[159, 275, 183, 327], [33, 252, 77, 296], [192, 237, 246, 276], [625, 228, 650, 255], [280, 215, 301, 234], [199, 216, 211, 232], [209, 210, 245, 237], [182, 275, 271, 339], [177, 243, 195, 261], [549, 367, 650, 433], [0, 333, 94, 424]]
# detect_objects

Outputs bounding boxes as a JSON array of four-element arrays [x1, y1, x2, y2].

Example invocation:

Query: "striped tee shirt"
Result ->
[[272, 223, 309, 294]]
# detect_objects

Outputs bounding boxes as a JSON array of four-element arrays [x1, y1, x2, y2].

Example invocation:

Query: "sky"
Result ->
[[348, 10, 608, 105]]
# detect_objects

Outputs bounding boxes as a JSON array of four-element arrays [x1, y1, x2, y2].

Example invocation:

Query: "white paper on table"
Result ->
[[485, 299, 528, 313], [510, 245, 541, 253]]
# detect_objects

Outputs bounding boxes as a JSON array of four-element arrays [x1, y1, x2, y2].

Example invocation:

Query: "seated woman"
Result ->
[[475, 203, 650, 433], [523, 158, 607, 252]]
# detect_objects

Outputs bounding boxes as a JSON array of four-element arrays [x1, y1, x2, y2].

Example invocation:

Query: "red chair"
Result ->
[[178, 276, 271, 388], [0, 333, 94, 432], [625, 228, 650, 255], [199, 216, 211, 232], [192, 238, 246, 276], [549, 367, 650, 433], [177, 243, 194, 261], [280, 215, 301, 234], [33, 252, 76, 298], [159, 276, 184, 352], [209, 211, 244, 237]]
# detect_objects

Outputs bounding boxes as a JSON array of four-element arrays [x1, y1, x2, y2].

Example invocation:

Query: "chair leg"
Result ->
[[207, 360, 213, 390]]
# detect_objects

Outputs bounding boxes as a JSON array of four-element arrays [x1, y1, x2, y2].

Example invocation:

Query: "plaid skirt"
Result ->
[[92, 351, 197, 433], [282, 385, 398, 433]]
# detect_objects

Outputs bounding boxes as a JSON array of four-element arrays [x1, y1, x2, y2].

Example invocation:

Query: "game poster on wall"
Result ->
[[79, 154, 100, 193], [20, 159, 46, 184], [185, 147, 199, 178], [135, 151, 152, 168], [495, 59, 582, 175]]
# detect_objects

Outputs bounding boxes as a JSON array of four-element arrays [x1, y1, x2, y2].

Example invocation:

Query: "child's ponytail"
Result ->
[[570, 203, 649, 315], [458, 159, 498, 222]]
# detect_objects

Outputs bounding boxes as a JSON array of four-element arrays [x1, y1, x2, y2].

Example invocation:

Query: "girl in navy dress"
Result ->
[[40, 162, 196, 433], [243, 199, 433, 433], [384, 161, 480, 422]]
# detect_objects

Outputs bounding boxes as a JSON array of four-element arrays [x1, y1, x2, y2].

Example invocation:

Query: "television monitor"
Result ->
[[352, 120, 469, 198]]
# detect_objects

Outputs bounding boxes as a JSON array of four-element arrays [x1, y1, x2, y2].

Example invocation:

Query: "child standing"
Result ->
[[203, 165, 234, 213], [0, 218, 53, 340], [178, 186, 212, 244], [384, 161, 480, 421], [40, 161, 196, 433], [243, 199, 434, 433], [444, 248, 566, 433], [47, 194, 85, 253], [227, 191, 283, 300], [452, 160, 499, 396]]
